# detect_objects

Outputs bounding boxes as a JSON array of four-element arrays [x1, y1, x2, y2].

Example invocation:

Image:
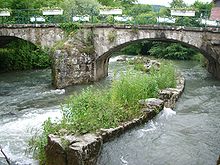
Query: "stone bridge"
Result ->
[[0, 24, 220, 88], [0, 24, 64, 48]]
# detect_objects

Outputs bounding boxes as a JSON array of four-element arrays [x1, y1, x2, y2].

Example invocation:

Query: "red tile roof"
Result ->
[[210, 7, 220, 20]]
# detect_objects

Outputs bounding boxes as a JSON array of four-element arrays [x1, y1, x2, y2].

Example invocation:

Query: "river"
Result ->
[[0, 58, 220, 165]]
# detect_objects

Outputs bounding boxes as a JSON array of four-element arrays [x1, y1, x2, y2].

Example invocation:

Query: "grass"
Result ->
[[29, 60, 177, 164]]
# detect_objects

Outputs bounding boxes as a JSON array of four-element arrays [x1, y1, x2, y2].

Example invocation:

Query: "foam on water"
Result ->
[[120, 156, 128, 165], [159, 107, 176, 120], [38, 89, 65, 96], [137, 107, 176, 138], [0, 107, 62, 164], [109, 56, 121, 63]]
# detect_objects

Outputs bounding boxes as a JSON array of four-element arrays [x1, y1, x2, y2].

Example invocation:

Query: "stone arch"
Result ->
[[0, 36, 37, 48], [0, 25, 64, 48], [93, 27, 219, 81]]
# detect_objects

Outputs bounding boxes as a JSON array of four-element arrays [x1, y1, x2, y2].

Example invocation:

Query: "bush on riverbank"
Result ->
[[30, 61, 176, 163], [148, 42, 197, 60], [0, 39, 51, 72], [119, 41, 199, 61]]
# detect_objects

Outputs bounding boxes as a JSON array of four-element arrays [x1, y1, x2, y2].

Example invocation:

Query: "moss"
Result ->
[[107, 30, 117, 43]]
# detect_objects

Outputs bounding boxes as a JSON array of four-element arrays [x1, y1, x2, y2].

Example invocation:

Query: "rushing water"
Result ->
[[0, 57, 125, 165], [0, 58, 220, 165], [97, 61, 220, 165]]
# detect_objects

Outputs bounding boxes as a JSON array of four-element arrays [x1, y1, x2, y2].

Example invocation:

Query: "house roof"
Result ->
[[210, 7, 220, 20]]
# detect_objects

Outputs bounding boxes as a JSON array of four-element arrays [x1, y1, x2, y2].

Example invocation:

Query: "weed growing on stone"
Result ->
[[107, 30, 117, 43], [28, 118, 57, 165], [60, 22, 80, 35]]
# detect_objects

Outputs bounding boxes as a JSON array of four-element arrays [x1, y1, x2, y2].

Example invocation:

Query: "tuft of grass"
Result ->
[[28, 118, 57, 165], [110, 70, 158, 108], [151, 62, 177, 89]]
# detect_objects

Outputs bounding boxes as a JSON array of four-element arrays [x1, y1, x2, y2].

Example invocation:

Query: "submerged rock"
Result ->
[[116, 55, 127, 62], [143, 60, 161, 72]]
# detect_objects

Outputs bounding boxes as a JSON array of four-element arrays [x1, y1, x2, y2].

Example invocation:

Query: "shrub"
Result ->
[[0, 39, 51, 72], [110, 70, 159, 108], [148, 42, 196, 60]]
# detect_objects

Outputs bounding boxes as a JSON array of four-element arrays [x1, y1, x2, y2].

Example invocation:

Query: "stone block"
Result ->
[[66, 134, 102, 165], [45, 134, 67, 165], [139, 98, 164, 110]]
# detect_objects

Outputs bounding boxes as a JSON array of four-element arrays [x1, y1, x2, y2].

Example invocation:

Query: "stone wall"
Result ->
[[45, 75, 185, 165]]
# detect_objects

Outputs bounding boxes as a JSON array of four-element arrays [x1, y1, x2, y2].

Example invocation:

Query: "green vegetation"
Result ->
[[29, 60, 176, 163], [128, 57, 176, 89], [107, 30, 117, 43], [119, 41, 200, 61], [0, 0, 212, 162], [0, 0, 213, 26], [0, 39, 51, 72], [60, 22, 80, 35], [148, 42, 197, 60]]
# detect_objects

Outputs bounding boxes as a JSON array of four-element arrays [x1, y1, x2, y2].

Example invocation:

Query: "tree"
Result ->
[[159, 7, 170, 16], [61, 0, 100, 16], [119, 0, 137, 8], [125, 4, 152, 16], [191, 0, 213, 18], [0, 0, 64, 9], [97, 0, 117, 7], [97, 0, 137, 8], [148, 42, 196, 60], [169, 0, 187, 8]]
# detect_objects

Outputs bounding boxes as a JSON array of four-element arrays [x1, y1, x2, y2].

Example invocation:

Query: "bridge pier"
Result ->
[[52, 52, 109, 89], [94, 57, 109, 81], [52, 49, 96, 89], [207, 59, 220, 79]]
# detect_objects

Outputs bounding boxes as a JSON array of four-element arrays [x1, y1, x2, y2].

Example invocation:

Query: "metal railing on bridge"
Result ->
[[0, 8, 219, 28]]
